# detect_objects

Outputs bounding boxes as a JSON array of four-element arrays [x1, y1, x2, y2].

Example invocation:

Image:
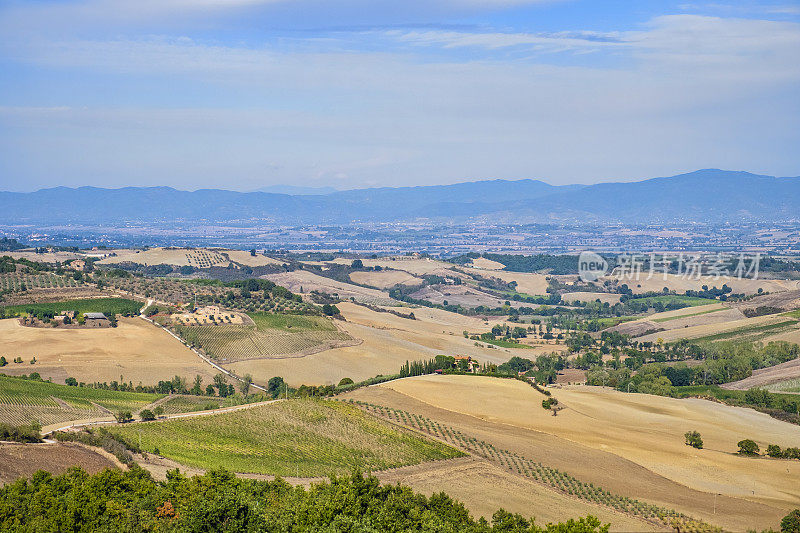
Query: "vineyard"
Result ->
[[111, 399, 463, 476], [1, 297, 142, 317], [0, 272, 83, 293], [0, 375, 161, 426], [350, 400, 720, 533], [174, 313, 355, 361]]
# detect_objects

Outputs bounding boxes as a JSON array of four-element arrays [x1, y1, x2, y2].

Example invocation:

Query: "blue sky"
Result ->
[[0, 0, 798, 191]]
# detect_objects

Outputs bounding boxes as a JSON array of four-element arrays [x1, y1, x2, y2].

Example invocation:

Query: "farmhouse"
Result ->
[[83, 312, 110, 328], [454, 355, 479, 373]]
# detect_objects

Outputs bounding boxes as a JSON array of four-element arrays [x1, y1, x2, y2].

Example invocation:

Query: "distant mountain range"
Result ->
[[2, 170, 798, 226]]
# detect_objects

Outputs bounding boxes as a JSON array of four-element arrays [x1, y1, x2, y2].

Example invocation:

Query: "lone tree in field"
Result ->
[[738, 439, 760, 456], [684, 430, 703, 449], [239, 374, 253, 396], [115, 411, 133, 423], [139, 409, 155, 421]]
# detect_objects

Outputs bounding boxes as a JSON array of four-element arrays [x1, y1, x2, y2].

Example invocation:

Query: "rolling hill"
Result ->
[[1, 170, 798, 226]]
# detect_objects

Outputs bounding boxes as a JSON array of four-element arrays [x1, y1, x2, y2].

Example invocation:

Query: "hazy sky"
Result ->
[[0, 0, 798, 192]]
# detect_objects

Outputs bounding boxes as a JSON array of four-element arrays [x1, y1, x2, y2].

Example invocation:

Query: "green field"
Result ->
[[1, 297, 142, 317], [782, 309, 800, 319], [481, 338, 534, 349], [652, 307, 722, 323], [174, 313, 352, 361], [592, 316, 638, 329], [628, 295, 716, 307], [0, 375, 161, 426], [112, 399, 463, 476]]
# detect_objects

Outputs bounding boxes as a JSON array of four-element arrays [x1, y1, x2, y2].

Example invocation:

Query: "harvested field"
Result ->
[[467, 257, 506, 270], [224, 302, 548, 387], [727, 289, 800, 313], [330, 257, 457, 277], [348, 269, 420, 289], [0, 317, 217, 385], [221, 250, 286, 267], [461, 267, 550, 295], [111, 399, 462, 477], [345, 375, 800, 531], [611, 307, 746, 338], [723, 357, 800, 390], [560, 292, 622, 305], [263, 270, 395, 305], [375, 457, 657, 532], [3, 250, 84, 263], [0, 442, 119, 486], [409, 283, 523, 308], [606, 272, 799, 296]]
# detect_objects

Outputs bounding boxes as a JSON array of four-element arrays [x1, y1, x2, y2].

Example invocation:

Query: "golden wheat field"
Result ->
[[0, 317, 216, 385]]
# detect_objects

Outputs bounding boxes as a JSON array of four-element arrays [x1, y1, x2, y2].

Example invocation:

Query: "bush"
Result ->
[[0, 422, 42, 443], [139, 409, 155, 421], [542, 398, 559, 410], [737, 439, 760, 456], [64, 377, 78, 386], [684, 430, 703, 449], [782, 509, 800, 533], [767, 444, 784, 458], [338, 377, 354, 387]]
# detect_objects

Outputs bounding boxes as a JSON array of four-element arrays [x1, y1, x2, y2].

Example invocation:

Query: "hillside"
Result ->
[[4, 169, 798, 226]]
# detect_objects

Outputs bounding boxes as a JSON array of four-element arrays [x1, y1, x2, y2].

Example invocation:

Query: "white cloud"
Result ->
[[0, 4, 797, 189]]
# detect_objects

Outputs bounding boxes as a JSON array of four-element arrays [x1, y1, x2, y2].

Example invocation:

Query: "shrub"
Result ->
[[139, 409, 156, 421], [0, 422, 42, 443], [542, 398, 559, 410], [767, 444, 784, 458], [115, 410, 133, 423], [684, 430, 703, 449], [737, 439, 760, 456], [338, 377, 354, 387]]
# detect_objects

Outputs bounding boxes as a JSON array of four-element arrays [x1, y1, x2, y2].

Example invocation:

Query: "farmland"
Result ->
[[345, 374, 800, 531], [1, 297, 141, 317], [0, 272, 83, 294], [111, 399, 463, 476], [0, 374, 160, 426], [0, 316, 216, 385], [173, 313, 355, 361]]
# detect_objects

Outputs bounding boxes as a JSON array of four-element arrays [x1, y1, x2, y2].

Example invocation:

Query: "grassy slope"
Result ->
[[112, 399, 463, 476], [628, 295, 716, 307]]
